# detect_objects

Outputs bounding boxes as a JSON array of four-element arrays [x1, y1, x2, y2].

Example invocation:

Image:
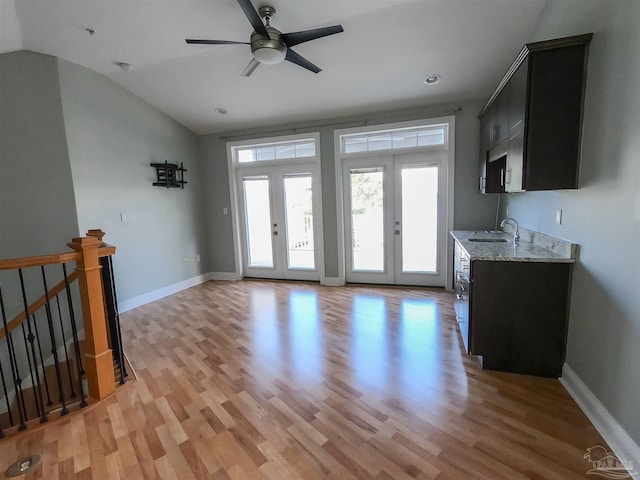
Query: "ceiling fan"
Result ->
[[186, 0, 344, 76]]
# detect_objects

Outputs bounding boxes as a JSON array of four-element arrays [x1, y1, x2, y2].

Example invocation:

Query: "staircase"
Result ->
[[0, 230, 127, 438]]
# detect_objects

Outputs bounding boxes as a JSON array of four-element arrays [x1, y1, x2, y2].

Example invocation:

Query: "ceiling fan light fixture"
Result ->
[[252, 45, 286, 64], [185, 0, 344, 76], [250, 31, 287, 64]]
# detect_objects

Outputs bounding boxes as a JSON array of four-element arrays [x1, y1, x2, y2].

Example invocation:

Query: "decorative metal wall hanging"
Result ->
[[150, 161, 187, 189]]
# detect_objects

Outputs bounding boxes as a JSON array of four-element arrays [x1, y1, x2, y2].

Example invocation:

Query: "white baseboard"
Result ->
[[209, 271, 241, 281], [561, 364, 640, 465], [118, 273, 212, 313], [322, 277, 344, 287]]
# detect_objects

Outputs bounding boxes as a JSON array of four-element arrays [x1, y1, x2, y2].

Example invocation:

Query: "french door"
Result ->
[[343, 151, 447, 286], [237, 164, 319, 281]]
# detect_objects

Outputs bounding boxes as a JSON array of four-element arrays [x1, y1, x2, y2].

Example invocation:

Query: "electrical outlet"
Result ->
[[223, 207, 228, 215], [556, 209, 563, 225], [183, 257, 188, 265]]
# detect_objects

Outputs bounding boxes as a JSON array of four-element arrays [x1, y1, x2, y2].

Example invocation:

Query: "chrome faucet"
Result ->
[[500, 217, 520, 243]]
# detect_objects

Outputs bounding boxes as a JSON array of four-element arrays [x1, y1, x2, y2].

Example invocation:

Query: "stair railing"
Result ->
[[0, 230, 121, 437]]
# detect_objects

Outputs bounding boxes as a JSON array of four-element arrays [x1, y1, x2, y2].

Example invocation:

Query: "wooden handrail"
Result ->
[[0, 244, 114, 272], [0, 270, 79, 340], [0, 251, 80, 271]]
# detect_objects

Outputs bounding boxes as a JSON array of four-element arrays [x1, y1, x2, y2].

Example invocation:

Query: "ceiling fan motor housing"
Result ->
[[250, 26, 287, 64]]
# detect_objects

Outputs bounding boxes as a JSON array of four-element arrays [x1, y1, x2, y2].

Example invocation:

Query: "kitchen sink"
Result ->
[[468, 238, 509, 243]]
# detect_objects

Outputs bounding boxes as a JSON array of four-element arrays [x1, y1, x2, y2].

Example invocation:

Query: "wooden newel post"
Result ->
[[68, 235, 116, 400]]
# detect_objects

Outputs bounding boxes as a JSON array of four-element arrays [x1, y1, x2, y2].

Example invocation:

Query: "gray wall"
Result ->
[[506, 0, 640, 443], [201, 100, 495, 278], [57, 59, 209, 301], [0, 51, 81, 399], [0, 51, 79, 258]]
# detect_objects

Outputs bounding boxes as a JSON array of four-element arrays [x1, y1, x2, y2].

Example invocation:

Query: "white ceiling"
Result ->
[[0, 0, 547, 135]]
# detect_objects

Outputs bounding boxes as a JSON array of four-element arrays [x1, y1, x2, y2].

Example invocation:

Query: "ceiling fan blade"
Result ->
[[281, 25, 344, 47], [186, 39, 249, 45], [241, 58, 260, 77], [236, 0, 269, 37], [285, 49, 321, 74]]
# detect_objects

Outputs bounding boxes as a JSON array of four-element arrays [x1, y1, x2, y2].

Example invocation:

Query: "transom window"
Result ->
[[234, 137, 316, 164], [341, 125, 446, 154]]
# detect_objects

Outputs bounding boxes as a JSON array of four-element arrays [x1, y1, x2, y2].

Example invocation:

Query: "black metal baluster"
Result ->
[[62, 264, 87, 408], [100, 256, 126, 383], [0, 355, 13, 429], [19, 322, 42, 421], [0, 284, 28, 430], [55, 294, 76, 398], [31, 313, 53, 407], [41, 266, 68, 416], [111, 257, 126, 382], [18, 269, 47, 423]]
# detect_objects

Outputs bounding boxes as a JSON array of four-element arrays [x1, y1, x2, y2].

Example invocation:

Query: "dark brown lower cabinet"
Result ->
[[457, 256, 573, 378]]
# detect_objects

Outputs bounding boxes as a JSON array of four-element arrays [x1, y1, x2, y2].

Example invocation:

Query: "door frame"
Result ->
[[227, 132, 325, 282], [334, 116, 456, 289]]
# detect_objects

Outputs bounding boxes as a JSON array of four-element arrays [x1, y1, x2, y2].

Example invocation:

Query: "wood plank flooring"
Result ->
[[0, 280, 608, 479]]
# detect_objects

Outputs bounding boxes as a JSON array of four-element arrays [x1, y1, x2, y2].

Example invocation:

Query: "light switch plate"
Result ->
[[556, 209, 562, 225], [120, 212, 136, 222]]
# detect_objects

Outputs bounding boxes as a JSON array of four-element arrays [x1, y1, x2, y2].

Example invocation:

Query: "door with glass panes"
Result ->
[[343, 151, 446, 286], [238, 164, 319, 281]]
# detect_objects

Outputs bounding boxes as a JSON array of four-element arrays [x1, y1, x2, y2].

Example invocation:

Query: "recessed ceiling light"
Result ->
[[215, 107, 228, 115], [115, 62, 133, 71], [424, 74, 441, 85]]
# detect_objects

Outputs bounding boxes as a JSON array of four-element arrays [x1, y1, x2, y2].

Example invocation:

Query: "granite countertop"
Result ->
[[450, 229, 577, 263]]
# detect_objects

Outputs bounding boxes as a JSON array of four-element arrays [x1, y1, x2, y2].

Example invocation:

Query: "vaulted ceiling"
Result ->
[[0, 0, 547, 134]]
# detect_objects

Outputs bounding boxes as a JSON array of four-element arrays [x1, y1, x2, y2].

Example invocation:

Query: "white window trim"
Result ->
[[340, 124, 448, 156], [226, 132, 325, 282], [230, 132, 319, 167], [333, 116, 456, 289]]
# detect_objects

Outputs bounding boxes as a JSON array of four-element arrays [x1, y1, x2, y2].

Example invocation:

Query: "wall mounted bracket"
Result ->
[[150, 161, 187, 189]]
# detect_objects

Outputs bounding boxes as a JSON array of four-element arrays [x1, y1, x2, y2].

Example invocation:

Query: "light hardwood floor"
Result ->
[[0, 280, 607, 479]]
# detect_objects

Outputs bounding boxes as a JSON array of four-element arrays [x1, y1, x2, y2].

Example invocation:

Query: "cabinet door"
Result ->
[[479, 111, 492, 193], [480, 104, 495, 151], [485, 154, 507, 193], [524, 45, 587, 190], [494, 91, 509, 145], [453, 243, 471, 353], [506, 61, 528, 192]]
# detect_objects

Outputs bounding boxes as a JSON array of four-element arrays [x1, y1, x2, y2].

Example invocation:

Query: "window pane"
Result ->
[[392, 130, 418, 149], [295, 142, 315, 158], [238, 149, 256, 163], [256, 146, 276, 161], [284, 176, 315, 270], [401, 166, 438, 272], [275, 144, 295, 159], [243, 178, 273, 268], [368, 133, 392, 151], [418, 128, 445, 146], [350, 169, 384, 271], [341, 125, 447, 154], [235, 138, 316, 163], [344, 136, 367, 153]]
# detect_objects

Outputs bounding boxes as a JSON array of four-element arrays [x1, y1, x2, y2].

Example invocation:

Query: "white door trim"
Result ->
[[226, 132, 325, 282], [334, 116, 456, 288]]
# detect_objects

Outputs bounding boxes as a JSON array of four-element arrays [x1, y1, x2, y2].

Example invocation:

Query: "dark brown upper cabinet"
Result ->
[[478, 33, 592, 193]]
